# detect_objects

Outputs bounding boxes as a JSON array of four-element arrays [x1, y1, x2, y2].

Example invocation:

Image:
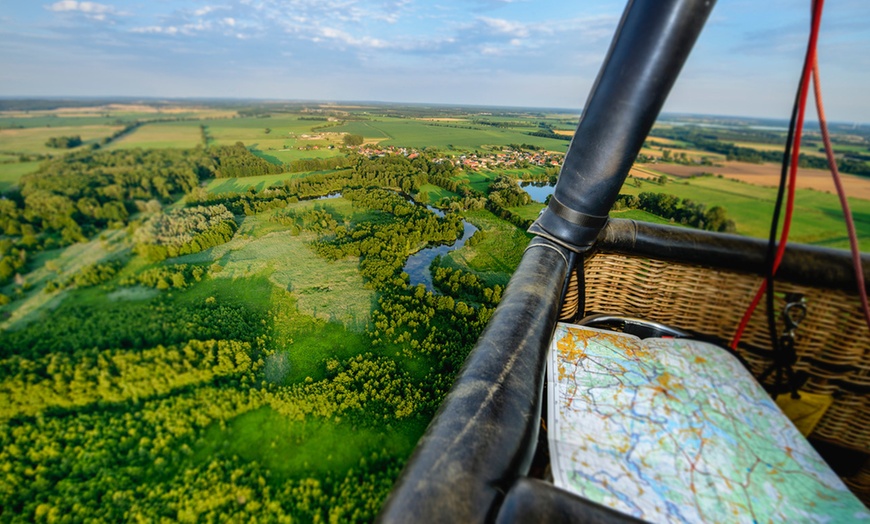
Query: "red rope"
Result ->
[[730, 0, 825, 349], [812, 59, 870, 329]]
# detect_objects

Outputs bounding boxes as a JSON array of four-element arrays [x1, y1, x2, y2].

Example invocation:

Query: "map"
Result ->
[[547, 323, 869, 523]]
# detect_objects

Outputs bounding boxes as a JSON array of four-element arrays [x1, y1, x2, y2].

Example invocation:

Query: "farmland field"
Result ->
[[620, 174, 870, 248], [329, 118, 570, 151], [204, 171, 327, 194], [0, 124, 124, 154], [0, 160, 41, 191], [108, 121, 203, 149]]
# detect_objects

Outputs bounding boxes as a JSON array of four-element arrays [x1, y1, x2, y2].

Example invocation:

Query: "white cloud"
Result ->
[[480, 17, 530, 38], [317, 26, 388, 49], [194, 6, 218, 16], [47, 1, 119, 21], [131, 25, 180, 35]]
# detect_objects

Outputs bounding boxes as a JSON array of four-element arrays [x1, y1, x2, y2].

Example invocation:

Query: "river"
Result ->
[[314, 190, 478, 292], [403, 219, 478, 291]]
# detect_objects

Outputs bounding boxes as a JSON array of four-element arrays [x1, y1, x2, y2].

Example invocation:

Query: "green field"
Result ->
[[0, 115, 156, 129], [416, 183, 457, 204], [452, 169, 500, 193], [507, 202, 544, 222], [203, 117, 347, 163], [0, 160, 41, 192], [204, 116, 324, 143], [108, 121, 203, 149], [253, 146, 344, 164], [329, 118, 570, 151], [447, 209, 532, 286], [204, 171, 326, 194], [0, 124, 124, 154], [174, 204, 376, 332], [621, 175, 870, 249], [610, 208, 681, 225]]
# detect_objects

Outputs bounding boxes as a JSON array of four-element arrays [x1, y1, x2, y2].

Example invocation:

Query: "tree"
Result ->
[[343, 134, 364, 147], [45, 135, 83, 149]]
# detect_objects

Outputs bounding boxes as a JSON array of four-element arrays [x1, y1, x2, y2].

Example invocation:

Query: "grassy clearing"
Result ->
[[0, 161, 41, 192], [498, 166, 551, 179], [0, 125, 124, 154], [452, 169, 499, 193], [1, 229, 131, 330], [252, 147, 344, 164], [322, 120, 390, 139], [192, 406, 427, 482], [204, 171, 329, 194], [108, 122, 202, 149], [507, 203, 545, 222], [416, 183, 457, 203], [173, 208, 375, 331], [828, 143, 870, 154], [105, 286, 160, 302], [268, 290, 373, 383], [446, 209, 531, 285], [610, 209, 680, 225]]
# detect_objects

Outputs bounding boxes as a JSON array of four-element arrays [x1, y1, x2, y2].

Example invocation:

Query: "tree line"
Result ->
[[650, 126, 870, 177], [614, 191, 737, 232], [44, 135, 82, 149]]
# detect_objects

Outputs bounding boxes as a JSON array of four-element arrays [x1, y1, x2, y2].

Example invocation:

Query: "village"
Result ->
[[354, 144, 564, 171]]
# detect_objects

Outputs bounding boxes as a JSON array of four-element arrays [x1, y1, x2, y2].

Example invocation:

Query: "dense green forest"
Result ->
[[0, 138, 511, 522]]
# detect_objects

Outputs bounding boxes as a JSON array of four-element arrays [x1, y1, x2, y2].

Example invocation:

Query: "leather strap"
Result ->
[[548, 195, 609, 229]]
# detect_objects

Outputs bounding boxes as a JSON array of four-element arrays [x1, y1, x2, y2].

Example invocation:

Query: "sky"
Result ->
[[1, 0, 868, 122]]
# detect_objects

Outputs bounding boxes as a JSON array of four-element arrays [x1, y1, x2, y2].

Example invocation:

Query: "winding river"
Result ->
[[403, 219, 478, 291], [316, 191, 478, 292]]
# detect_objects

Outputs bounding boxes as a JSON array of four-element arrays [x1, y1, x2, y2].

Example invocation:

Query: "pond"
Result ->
[[519, 181, 556, 204]]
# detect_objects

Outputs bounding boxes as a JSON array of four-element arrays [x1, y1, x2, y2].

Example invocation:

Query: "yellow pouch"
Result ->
[[776, 391, 834, 437]]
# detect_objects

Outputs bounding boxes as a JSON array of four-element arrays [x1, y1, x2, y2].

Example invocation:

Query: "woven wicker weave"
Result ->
[[580, 252, 870, 502]]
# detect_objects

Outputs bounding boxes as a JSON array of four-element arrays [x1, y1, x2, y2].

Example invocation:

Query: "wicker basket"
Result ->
[[580, 249, 870, 503]]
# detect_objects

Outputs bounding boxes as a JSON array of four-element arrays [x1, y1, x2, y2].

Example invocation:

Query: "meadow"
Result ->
[[620, 175, 870, 248], [0, 124, 124, 154], [108, 121, 204, 150], [204, 171, 327, 194], [0, 160, 40, 192], [330, 118, 570, 151], [445, 209, 532, 286]]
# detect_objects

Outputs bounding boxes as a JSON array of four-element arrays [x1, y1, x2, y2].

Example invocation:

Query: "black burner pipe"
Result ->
[[377, 1, 716, 522], [531, 0, 716, 251]]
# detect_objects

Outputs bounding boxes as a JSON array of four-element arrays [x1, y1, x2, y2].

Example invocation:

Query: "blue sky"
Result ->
[[1, 0, 868, 122]]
